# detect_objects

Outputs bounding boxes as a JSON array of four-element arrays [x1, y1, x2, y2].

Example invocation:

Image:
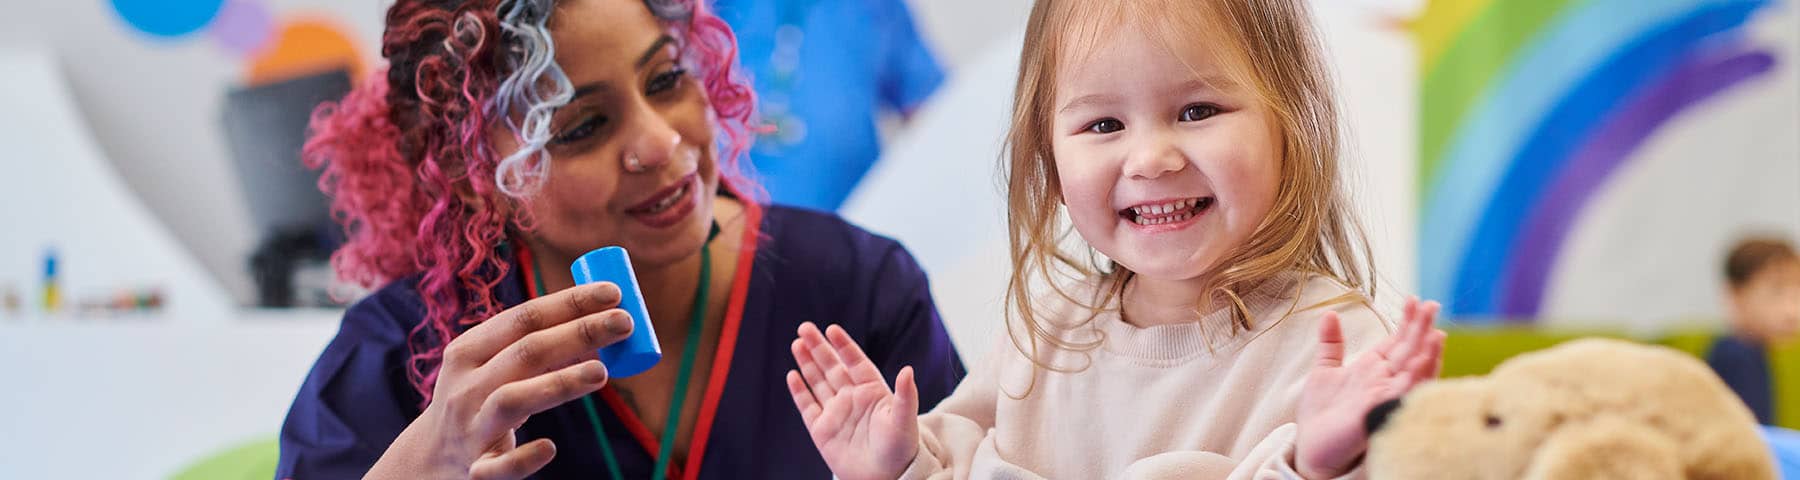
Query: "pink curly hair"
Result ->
[[302, 0, 757, 406]]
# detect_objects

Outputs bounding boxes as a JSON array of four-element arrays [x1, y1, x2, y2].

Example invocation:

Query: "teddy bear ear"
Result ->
[[1365, 397, 1403, 436]]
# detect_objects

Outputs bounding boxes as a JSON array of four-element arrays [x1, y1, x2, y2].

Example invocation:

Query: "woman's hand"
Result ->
[[1295, 298, 1446, 479], [364, 282, 636, 480]]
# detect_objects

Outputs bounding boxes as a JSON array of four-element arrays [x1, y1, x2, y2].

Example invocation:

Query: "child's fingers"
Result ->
[[1402, 296, 1418, 328], [1404, 298, 1430, 340], [1316, 312, 1345, 368], [793, 338, 838, 399], [1401, 341, 1434, 380], [814, 380, 854, 442], [1390, 331, 1446, 395], [825, 324, 884, 385], [1419, 301, 1442, 328], [1413, 330, 1447, 380], [893, 366, 920, 419], [1373, 298, 1418, 359], [798, 322, 829, 347], [1387, 301, 1434, 369], [807, 332, 856, 392], [787, 370, 823, 425], [1399, 302, 1442, 363]]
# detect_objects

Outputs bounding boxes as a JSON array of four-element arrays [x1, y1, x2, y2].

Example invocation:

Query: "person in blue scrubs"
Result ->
[[714, 0, 946, 211], [275, 0, 964, 478]]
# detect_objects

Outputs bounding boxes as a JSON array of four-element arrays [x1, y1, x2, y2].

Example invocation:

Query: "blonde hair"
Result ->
[[1002, 0, 1376, 390]]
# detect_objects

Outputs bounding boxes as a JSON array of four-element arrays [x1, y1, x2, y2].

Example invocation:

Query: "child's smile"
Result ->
[[1118, 196, 1214, 230]]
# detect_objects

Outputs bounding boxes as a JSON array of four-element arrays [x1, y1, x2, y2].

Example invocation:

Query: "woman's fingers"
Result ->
[[478, 309, 633, 388], [473, 360, 609, 442], [470, 438, 557, 480], [448, 282, 623, 372]]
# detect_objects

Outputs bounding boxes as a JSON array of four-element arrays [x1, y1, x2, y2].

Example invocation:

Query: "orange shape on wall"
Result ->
[[245, 17, 367, 86]]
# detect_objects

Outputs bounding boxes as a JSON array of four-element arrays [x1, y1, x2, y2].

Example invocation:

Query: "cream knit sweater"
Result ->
[[902, 273, 1393, 479]]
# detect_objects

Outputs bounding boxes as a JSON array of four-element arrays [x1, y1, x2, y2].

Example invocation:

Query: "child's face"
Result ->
[[1049, 21, 1281, 283], [1732, 259, 1800, 342]]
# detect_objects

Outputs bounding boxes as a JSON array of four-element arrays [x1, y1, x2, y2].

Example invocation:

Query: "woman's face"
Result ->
[[497, 0, 720, 267]]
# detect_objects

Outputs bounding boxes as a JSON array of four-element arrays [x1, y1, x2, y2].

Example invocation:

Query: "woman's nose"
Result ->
[[622, 120, 681, 174]]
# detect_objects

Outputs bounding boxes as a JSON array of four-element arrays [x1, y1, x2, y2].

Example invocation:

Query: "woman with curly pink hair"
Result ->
[[275, 0, 964, 478]]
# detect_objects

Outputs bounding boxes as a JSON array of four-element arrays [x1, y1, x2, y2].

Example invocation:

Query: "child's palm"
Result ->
[[1296, 299, 1445, 479], [786, 323, 919, 480]]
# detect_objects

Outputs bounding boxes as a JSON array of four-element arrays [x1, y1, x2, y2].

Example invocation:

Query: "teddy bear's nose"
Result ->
[[1365, 398, 1402, 436]]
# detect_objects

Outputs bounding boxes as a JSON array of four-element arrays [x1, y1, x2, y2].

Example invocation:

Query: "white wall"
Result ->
[[0, 0, 385, 303]]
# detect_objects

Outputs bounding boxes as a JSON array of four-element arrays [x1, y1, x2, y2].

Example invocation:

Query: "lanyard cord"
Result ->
[[527, 222, 719, 480]]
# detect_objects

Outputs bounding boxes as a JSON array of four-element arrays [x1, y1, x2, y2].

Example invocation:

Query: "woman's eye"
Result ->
[[647, 67, 687, 95], [551, 115, 606, 145], [1086, 118, 1124, 134], [1179, 104, 1221, 122]]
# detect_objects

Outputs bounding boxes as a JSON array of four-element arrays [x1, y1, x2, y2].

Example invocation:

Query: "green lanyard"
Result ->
[[528, 223, 717, 480]]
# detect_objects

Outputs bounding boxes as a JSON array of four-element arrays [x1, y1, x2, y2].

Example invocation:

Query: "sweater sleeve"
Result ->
[[1222, 423, 1365, 480], [897, 331, 1012, 480], [1186, 294, 1394, 480], [1223, 295, 1395, 480], [1103, 423, 1367, 480]]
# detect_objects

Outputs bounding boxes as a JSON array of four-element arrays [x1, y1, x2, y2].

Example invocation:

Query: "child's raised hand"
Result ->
[[786, 322, 921, 480], [1294, 297, 1445, 479]]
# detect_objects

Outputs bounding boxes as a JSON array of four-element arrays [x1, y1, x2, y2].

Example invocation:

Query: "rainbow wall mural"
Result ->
[[1414, 0, 1781, 320]]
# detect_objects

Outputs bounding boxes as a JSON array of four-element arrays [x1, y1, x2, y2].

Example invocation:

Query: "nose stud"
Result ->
[[623, 152, 645, 173]]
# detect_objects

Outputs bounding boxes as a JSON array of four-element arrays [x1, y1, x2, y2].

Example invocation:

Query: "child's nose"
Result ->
[[1123, 134, 1186, 179]]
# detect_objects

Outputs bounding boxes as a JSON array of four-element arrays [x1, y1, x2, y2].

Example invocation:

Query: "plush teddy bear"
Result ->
[[1365, 338, 1774, 479]]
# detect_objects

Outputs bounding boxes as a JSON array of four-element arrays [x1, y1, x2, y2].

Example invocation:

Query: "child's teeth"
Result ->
[[1129, 198, 1211, 224]]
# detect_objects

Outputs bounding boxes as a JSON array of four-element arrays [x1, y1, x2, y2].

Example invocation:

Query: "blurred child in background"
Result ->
[[1710, 235, 1800, 425]]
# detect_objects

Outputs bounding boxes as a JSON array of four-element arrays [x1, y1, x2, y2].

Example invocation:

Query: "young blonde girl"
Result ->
[[785, 0, 1446, 478]]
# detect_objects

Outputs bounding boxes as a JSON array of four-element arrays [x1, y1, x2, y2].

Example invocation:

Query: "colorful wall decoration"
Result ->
[[108, 0, 366, 87], [1414, 0, 1782, 319]]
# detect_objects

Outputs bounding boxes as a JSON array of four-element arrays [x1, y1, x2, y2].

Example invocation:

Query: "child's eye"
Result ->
[[552, 114, 607, 145], [647, 67, 687, 95], [1085, 118, 1124, 134], [1179, 104, 1221, 122]]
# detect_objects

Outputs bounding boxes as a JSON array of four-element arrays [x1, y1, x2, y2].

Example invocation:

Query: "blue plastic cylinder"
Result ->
[[570, 246, 661, 378]]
